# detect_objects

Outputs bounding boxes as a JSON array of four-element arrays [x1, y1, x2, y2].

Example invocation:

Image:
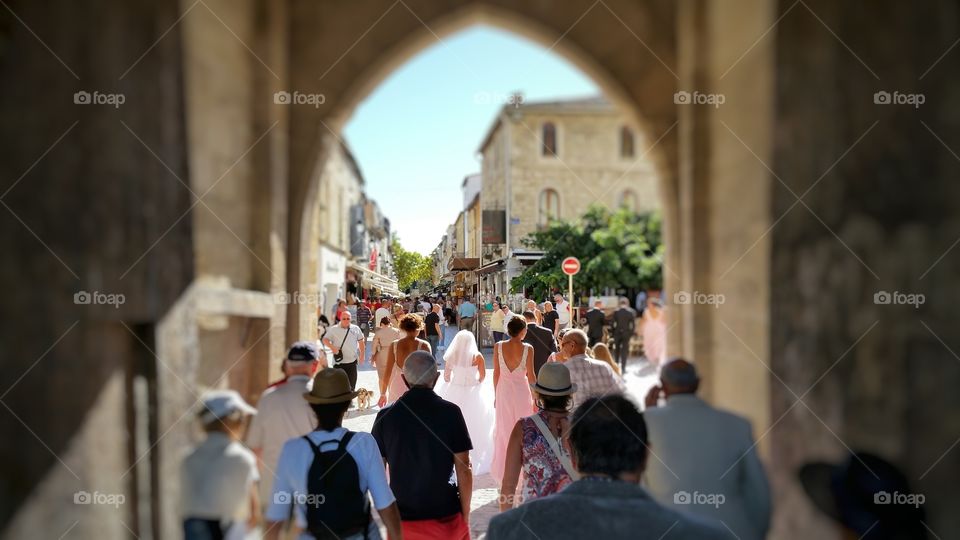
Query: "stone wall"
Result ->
[[769, 0, 960, 537], [0, 0, 194, 536]]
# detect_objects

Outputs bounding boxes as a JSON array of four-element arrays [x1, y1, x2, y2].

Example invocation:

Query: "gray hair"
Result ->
[[661, 357, 700, 390], [403, 350, 437, 386]]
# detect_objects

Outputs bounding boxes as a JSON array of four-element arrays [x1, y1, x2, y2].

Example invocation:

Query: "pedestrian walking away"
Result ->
[[585, 300, 606, 347], [373, 351, 473, 539], [491, 317, 537, 486], [424, 303, 443, 364], [521, 310, 558, 377], [611, 297, 637, 373], [264, 369, 401, 540], [499, 362, 578, 510], [379, 314, 432, 407], [246, 341, 320, 509], [182, 390, 260, 540]]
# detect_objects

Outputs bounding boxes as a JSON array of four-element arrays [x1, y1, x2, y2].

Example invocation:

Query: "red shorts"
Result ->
[[400, 513, 469, 540]]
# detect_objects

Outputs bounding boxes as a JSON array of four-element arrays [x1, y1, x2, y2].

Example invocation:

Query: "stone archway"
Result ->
[[283, 0, 684, 348]]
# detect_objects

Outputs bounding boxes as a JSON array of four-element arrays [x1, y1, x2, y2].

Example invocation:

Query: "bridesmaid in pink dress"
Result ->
[[642, 297, 667, 366], [491, 317, 537, 486], [378, 314, 431, 407]]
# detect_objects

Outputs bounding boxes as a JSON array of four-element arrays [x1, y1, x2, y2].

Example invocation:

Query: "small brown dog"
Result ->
[[356, 388, 373, 410]]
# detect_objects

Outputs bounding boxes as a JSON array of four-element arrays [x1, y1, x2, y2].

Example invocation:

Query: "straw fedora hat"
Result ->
[[530, 362, 577, 396], [303, 368, 359, 404]]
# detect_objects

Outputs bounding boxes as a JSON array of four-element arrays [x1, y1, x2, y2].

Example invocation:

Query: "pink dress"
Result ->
[[491, 341, 535, 485], [387, 340, 428, 404], [643, 312, 667, 366], [518, 410, 575, 503]]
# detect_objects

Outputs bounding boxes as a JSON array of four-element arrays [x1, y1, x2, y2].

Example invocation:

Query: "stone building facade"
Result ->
[[312, 141, 365, 318], [477, 97, 660, 303]]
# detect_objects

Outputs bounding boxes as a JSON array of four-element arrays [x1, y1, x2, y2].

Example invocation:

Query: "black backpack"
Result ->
[[302, 432, 370, 539]]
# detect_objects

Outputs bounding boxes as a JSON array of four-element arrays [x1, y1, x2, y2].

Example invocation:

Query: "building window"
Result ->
[[619, 189, 638, 212], [620, 126, 635, 158], [539, 188, 560, 225], [542, 122, 557, 157]]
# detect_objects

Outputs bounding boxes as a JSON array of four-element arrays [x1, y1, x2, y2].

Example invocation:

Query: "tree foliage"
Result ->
[[391, 236, 434, 292], [510, 206, 663, 299]]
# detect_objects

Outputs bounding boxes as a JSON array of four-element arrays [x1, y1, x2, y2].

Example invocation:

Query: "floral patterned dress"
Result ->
[[518, 410, 574, 503]]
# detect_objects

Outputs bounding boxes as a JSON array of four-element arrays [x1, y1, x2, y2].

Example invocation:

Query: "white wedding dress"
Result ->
[[436, 330, 495, 475]]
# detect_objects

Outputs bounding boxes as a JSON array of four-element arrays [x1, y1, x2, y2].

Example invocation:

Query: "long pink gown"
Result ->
[[643, 311, 667, 366], [490, 341, 535, 485]]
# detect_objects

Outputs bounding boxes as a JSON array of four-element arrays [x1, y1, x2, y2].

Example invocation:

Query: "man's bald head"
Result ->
[[660, 357, 700, 395], [402, 350, 438, 387], [562, 329, 588, 356]]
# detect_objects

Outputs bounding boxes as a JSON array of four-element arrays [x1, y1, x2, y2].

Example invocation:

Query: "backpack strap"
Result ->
[[338, 430, 355, 452]]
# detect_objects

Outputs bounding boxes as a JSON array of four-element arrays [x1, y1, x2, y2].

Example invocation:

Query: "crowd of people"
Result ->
[[180, 293, 927, 540]]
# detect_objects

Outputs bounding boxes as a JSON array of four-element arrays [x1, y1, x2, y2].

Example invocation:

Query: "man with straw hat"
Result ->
[[265, 369, 401, 540]]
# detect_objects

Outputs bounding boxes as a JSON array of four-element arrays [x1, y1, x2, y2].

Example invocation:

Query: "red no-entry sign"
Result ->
[[561, 256, 581, 276]]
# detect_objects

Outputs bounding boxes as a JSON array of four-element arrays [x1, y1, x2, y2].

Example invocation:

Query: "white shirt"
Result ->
[[245, 375, 316, 503], [323, 324, 364, 364], [181, 432, 258, 522], [556, 300, 571, 325], [266, 428, 395, 535]]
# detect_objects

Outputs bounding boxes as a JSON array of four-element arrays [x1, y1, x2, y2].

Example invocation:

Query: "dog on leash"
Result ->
[[356, 388, 373, 410]]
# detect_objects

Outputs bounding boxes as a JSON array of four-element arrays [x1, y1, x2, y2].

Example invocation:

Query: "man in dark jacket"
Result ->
[[611, 297, 637, 373], [584, 300, 606, 347], [522, 311, 558, 377]]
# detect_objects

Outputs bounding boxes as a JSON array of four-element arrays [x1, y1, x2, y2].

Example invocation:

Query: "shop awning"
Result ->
[[348, 262, 401, 296], [448, 257, 480, 271], [477, 259, 505, 275]]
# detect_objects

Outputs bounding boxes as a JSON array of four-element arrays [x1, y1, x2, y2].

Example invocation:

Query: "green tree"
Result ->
[[391, 236, 435, 292], [510, 206, 663, 299]]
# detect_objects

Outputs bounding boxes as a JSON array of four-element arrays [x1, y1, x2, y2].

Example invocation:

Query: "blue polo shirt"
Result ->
[[458, 302, 477, 318]]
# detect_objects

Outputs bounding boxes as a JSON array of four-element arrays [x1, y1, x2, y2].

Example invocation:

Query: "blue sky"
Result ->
[[342, 25, 600, 255]]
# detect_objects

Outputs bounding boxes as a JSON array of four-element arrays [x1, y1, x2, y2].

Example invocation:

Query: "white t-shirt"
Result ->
[[181, 432, 259, 522], [323, 324, 364, 364], [245, 375, 317, 503], [266, 428, 395, 534], [556, 300, 571, 325]]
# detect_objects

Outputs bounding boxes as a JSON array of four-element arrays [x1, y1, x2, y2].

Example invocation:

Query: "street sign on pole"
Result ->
[[561, 257, 580, 276], [561, 257, 580, 327]]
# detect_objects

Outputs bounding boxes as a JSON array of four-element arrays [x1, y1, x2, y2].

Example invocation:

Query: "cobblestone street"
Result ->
[[342, 344, 659, 538]]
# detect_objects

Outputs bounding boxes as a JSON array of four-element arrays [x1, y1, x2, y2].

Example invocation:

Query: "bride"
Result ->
[[436, 330, 494, 475]]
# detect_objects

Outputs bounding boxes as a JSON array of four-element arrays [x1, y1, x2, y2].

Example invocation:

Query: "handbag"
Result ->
[[332, 328, 351, 365], [530, 413, 580, 481]]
